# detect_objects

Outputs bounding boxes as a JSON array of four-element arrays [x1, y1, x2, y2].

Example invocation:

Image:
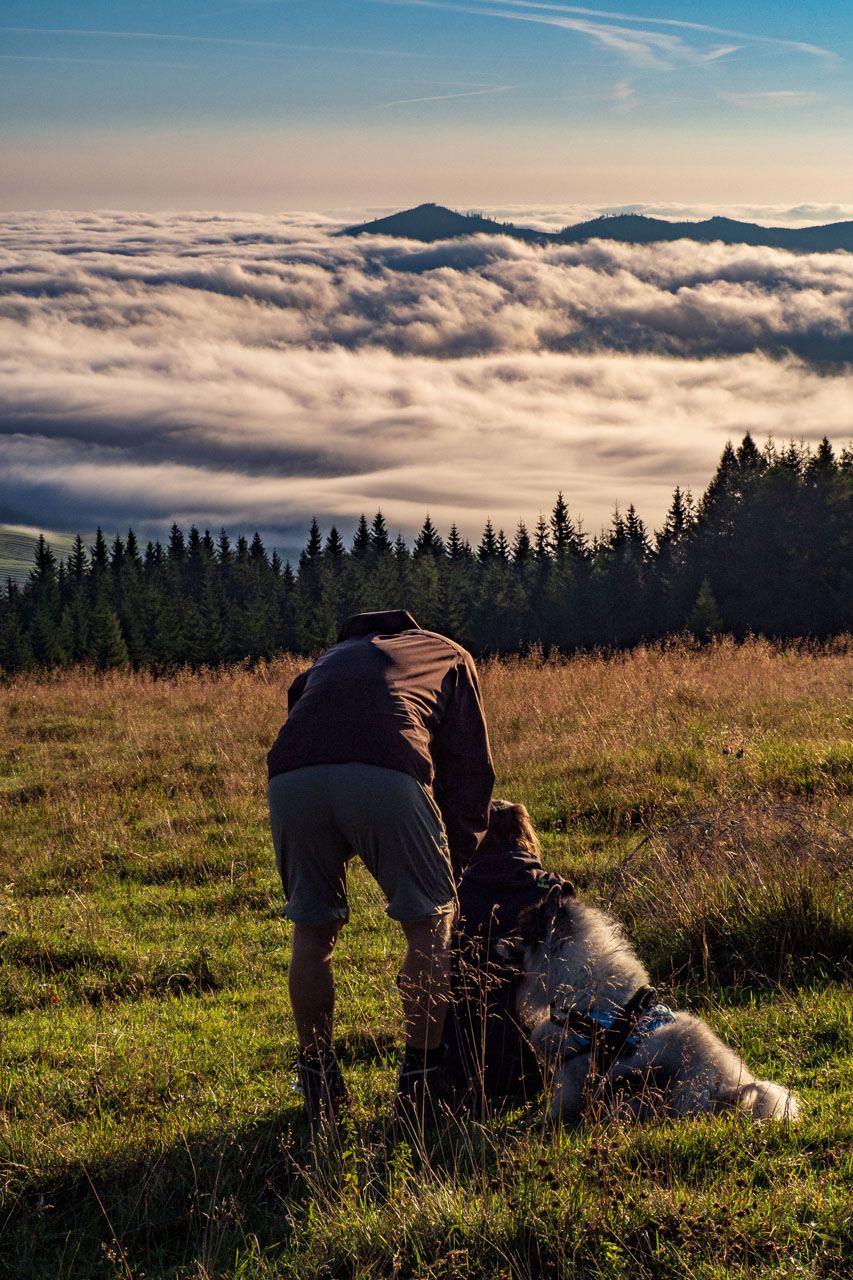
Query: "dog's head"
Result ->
[[494, 881, 575, 966]]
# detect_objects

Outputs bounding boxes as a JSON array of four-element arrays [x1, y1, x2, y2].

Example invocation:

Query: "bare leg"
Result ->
[[288, 920, 343, 1053], [398, 913, 454, 1050]]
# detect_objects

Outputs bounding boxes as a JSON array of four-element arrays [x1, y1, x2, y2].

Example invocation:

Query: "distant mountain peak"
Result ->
[[340, 203, 546, 244], [342, 203, 853, 254]]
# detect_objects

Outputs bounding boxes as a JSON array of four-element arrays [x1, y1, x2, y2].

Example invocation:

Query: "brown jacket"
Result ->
[[267, 610, 495, 872]]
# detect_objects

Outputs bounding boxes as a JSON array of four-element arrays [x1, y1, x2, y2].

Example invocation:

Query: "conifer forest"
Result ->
[[2, 434, 851, 672]]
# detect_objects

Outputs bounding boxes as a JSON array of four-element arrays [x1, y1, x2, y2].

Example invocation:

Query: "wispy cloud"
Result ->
[[611, 79, 635, 113], [375, 1, 836, 68], [493, 1, 836, 61], [0, 26, 431, 59], [380, 83, 513, 106], [719, 90, 824, 110], [374, 1, 732, 70], [0, 54, 202, 68]]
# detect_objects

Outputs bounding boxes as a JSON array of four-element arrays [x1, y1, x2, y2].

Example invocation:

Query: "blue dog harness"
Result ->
[[549, 985, 676, 1077]]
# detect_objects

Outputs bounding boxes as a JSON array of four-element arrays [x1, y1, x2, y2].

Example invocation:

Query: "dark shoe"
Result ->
[[295, 1049, 349, 1124], [393, 1056, 451, 1130]]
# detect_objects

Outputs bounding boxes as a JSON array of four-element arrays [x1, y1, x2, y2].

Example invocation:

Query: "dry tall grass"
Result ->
[[3, 636, 851, 876], [484, 637, 852, 806], [3, 636, 850, 978], [1, 638, 852, 1279]]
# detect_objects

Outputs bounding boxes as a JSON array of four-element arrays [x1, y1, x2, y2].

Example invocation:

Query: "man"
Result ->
[[267, 609, 495, 1123]]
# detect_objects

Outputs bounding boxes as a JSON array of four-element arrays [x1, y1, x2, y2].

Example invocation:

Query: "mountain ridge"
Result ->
[[342, 202, 853, 253]]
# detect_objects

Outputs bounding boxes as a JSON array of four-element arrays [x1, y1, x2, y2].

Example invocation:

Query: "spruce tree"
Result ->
[[654, 486, 697, 634], [324, 527, 345, 560], [168, 523, 186, 564], [413, 515, 445, 560], [533, 515, 552, 562], [144, 541, 164, 577], [249, 532, 268, 567], [28, 534, 58, 595], [90, 601, 130, 669], [68, 534, 88, 583], [512, 521, 532, 564], [111, 533, 126, 574], [370, 511, 393, 558], [57, 595, 91, 665], [688, 578, 723, 641], [550, 492, 572, 559], [351, 515, 371, 559], [477, 519, 498, 563], [217, 530, 234, 567], [445, 523, 464, 562], [0, 599, 33, 672]]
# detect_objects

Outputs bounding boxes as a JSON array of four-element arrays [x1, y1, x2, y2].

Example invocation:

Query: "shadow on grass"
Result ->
[[335, 1030, 399, 1068], [3, 1047, 846, 1280], [2, 1106, 341, 1279], [1, 1092, 529, 1280]]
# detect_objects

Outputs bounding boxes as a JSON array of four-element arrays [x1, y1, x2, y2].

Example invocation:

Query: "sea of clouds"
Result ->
[[1, 208, 852, 557]]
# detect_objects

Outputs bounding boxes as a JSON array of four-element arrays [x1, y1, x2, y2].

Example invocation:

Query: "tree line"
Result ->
[[2, 434, 851, 672]]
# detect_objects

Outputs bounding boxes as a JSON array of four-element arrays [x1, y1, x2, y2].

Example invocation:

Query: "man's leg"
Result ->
[[289, 920, 342, 1053], [289, 920, 349, 1122], [395, 912, 454, 1124], [398, 913, 454, 1049]]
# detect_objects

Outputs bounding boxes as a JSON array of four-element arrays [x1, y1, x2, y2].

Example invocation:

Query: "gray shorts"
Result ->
[[267, 762, 456, 925]]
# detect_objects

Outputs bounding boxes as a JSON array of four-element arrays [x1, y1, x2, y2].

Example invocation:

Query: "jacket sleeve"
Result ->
[[431, 655, 495, 878], [287, 670, 309, 712]]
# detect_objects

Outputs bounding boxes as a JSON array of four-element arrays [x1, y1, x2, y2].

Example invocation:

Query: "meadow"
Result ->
[[1, 638, 852, 1279]]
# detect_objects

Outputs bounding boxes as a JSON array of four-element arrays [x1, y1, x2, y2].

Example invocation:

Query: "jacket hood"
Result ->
[[337, 610, 421, 642], [463, 840, 546, 889], [458, 839, 565, 936]]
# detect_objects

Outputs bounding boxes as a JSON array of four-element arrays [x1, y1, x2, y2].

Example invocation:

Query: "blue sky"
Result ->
[[1, 1, 851, 208]]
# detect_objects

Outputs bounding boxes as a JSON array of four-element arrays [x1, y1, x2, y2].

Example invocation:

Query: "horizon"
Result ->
[[7, 199, 853, 227]]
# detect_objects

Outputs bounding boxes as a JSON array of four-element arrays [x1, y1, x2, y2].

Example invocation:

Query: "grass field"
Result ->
[[1, 638, 852, 1279]]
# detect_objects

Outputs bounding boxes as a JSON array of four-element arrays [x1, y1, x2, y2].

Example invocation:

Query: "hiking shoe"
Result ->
[[393, 1057, 452, 1130], [295, 1049, 349, 1124]]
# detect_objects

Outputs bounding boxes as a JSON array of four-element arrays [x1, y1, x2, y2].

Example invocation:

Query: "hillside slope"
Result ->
[[342, 202, 548, 243], [0, 526, 77, 589]]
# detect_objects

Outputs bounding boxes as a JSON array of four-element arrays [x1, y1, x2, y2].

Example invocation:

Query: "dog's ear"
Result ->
[[517, 898, 549, 947], [493, 937, 525, 964], [551, 881, 577, 935], [546, 880, 575, 918]]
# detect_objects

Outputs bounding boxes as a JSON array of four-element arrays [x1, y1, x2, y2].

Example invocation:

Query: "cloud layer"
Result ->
[[1, 210, 851, 556]]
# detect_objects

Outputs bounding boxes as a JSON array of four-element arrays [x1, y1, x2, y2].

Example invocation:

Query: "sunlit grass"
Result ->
[[1, 638, 851, 1278]]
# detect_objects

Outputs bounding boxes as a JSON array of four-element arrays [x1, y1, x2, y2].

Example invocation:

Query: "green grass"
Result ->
[[1, 641, 852, 1278]]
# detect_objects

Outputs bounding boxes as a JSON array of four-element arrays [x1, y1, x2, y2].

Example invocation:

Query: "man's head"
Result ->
[[336, 610, 420, 642]]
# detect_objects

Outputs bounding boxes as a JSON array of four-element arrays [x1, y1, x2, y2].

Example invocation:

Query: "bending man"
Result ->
[[267, 609, 495, 1123]]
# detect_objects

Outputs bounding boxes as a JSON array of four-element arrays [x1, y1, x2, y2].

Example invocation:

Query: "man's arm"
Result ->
[[287, 670, 309, 712], [432, 655, 495, 878]]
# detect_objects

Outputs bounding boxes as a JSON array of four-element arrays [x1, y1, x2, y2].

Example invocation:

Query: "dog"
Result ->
[[499, 883, 801, 1125]]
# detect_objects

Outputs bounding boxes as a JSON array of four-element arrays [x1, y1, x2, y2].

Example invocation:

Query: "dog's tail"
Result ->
[[722, 1079, 802, 1123]]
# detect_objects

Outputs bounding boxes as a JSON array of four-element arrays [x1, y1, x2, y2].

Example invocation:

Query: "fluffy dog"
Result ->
[[502, 884, 801, 1125]]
